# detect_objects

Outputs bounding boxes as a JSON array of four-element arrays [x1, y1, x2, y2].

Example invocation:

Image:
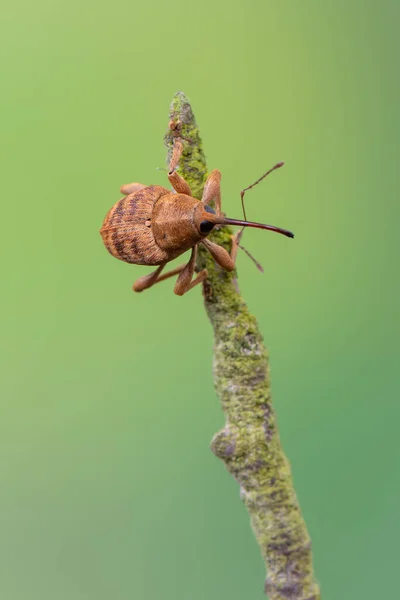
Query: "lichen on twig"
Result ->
[[164, 92, 320, 600]]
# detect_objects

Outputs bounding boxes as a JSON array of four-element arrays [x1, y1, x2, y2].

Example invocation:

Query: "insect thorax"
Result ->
[[151, 193, 202, 252]]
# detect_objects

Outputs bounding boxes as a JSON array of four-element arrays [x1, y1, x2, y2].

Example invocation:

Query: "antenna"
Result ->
[[208, 215, 294, 239], [240, 162, 284, 221]]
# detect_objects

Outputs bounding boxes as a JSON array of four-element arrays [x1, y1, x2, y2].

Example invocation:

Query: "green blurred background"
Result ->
[[1, 1, 399, 598]]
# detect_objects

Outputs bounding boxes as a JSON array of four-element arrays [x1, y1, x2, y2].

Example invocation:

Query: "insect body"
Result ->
[[100, 135, 294, 296]]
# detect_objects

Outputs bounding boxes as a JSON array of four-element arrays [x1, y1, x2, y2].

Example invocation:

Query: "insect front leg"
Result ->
[[169, 137, 183, 173], [201, 170, 222, 215], [168, 170, 192, 196], [202, 170, 245, 267], [167, 139, 192, 196]]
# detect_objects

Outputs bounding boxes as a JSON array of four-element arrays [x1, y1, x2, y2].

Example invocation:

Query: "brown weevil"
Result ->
[[100, 126, 294, 295]]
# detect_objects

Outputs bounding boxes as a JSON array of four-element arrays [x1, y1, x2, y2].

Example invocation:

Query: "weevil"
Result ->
[[100, 124, 294, 295]]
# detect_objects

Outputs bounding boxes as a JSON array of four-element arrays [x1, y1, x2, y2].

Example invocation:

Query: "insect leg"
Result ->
[[201, 170, 222, 215], [201, 238, 235, 271], [120, 183, 147, 196], [176, 269, 208, 295], [133, 263, 186, 293], [173, 245, 208, 296], [168, 170, 192, 195], [168, 138, 183, 173], [167, 131, 193, 195]]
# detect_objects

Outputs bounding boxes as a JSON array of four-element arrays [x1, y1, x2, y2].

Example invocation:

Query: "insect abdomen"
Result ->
[[100, 185, 170, 265]]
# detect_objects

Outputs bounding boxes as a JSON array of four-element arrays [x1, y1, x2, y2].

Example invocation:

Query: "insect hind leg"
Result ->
[[120, 183, 147, 196], [133, 263, 185, 293]]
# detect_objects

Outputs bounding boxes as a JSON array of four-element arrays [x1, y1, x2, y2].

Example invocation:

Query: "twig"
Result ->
[[164, 91, 321, 600]]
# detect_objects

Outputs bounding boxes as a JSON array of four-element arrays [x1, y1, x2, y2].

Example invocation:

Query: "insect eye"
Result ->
[[199, 220, 215, 234]]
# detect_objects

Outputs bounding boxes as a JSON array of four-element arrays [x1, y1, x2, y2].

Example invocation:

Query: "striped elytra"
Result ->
[[100, 185, 172, 266]]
